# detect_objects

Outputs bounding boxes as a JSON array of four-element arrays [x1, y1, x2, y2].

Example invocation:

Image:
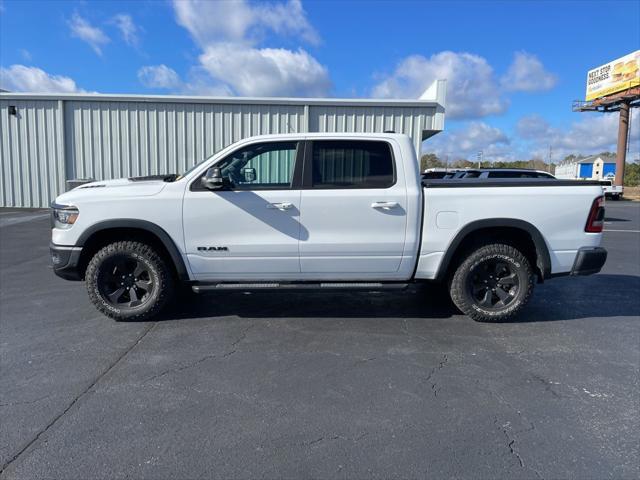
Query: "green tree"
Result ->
[[451, 159, 475, 169], [420, 153, 445, 171], [624, 161, 640, 186]]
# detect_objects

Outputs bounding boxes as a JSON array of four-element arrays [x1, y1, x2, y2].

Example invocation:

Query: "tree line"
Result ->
[[420, 152, 640, 186]]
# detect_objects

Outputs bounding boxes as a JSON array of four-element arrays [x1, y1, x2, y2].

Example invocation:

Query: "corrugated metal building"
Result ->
[[0, 80, 446, 207]]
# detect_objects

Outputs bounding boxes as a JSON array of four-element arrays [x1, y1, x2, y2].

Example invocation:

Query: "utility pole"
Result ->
[[477, 150, 483, 168], [615, 102, 630, 187], [548, 145, 553, 172]]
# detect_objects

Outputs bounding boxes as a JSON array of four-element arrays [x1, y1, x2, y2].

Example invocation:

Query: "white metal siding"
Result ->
[[64, 101, 306, 182], [309, 106, 433, 153], [0, 100, 65, 208], [0, 88, 444, 207]]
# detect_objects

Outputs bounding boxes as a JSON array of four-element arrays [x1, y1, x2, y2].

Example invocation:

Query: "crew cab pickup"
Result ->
[[50, 133, 607, 322]]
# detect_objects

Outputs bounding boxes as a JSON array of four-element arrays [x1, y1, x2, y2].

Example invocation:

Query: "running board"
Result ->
[[191, 282, 409, 293]]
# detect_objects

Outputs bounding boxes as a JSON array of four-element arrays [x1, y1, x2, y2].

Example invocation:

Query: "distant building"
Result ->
[[554, 155, 616, 180]]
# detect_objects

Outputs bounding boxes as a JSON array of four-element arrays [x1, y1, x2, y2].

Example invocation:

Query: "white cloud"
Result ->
[[138, 65, 181, 89], [518, 113, 640, 160], [68, 13, 110, 56], [173, 0, 319, 47], [372, 51, 508, 119], [111, 13, 140, 47], [173, 0, 254, 46], [137, 64, 233, 96], [502, 51, 557, 92], [423, 113, 640, 163], [515, 114, 554, 140], [199, 44, 331, 96], [180, 73, 234, 96], [171, 0, 329, 97], [0, 65, 83, 93], [425, 121, 511, 160], [255, 0, 320, 45]]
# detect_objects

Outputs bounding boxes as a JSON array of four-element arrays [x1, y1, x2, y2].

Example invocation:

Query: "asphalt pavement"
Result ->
[[1, 202, 639, 479]]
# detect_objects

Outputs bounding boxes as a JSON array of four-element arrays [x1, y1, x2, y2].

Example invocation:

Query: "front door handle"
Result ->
[[371, 201, 399, 209], [267, 202, 293, 210]]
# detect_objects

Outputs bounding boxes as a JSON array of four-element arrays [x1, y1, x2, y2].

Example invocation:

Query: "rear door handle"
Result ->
[[267, 202, 293, 210], [371, 201, 399, 209]]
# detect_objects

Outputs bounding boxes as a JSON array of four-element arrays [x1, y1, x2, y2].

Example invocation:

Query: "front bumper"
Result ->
[[570, 247, 607, 276], [50, 243, 83, 281]]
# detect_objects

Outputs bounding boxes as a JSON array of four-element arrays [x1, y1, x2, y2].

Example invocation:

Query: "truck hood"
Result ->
[[54, 175, 176, 205]]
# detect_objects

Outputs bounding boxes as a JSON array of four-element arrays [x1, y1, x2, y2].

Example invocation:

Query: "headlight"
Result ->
[[52, 205, 79, 229]]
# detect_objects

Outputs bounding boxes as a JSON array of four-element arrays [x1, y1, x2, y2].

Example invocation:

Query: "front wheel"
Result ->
[[86, 240, 174, 321], [449, 243, 534, 322]]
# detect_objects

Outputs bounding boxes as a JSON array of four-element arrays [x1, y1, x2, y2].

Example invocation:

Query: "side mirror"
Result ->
[[201, 167, 225, 190], [242, 167, 256, 183]]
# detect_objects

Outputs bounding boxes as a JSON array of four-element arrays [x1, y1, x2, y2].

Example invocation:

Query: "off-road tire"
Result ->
[[449, 243, 534, 322], [86, 241, 173, 321]]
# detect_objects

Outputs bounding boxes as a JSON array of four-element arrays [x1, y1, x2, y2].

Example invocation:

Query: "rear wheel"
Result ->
[[86, 241, 173, 321], [449, 243, 534, 322]]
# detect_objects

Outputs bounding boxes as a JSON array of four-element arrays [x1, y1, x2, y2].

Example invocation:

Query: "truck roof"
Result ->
[[229, 132, 412, 142]]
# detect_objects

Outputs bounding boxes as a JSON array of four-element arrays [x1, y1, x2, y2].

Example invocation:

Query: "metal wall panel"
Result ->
[[1, 91, 444, 208], [0, 100, 65, 208], [309, 105, 435, 153], [64, 101, 306, 182]]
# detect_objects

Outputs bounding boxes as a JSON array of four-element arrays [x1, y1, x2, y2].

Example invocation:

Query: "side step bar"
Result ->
[[192, 282, 409, 293]]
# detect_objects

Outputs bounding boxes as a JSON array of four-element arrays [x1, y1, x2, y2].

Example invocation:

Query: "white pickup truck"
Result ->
[[600, 179, 624, 200], [50, 133, 607, 322]]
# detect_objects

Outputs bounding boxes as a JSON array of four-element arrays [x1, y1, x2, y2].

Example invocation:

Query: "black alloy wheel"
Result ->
[[468, 258, 520, 310], [86, 240, 173, 321], [98, 255, 155, 309], [449, 243, 534, 322]]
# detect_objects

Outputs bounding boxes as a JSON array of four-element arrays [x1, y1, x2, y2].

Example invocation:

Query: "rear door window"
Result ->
[[310, 140, 395, 189]]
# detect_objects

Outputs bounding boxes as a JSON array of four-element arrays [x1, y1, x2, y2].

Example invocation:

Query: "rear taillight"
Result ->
[[585, 196, 605, 233]]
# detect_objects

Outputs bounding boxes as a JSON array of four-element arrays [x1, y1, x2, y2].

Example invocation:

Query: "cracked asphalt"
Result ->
[[1, 203, 639, 479]]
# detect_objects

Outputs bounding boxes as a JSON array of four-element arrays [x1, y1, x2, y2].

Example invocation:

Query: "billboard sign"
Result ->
[[585, 50, 640, 101]]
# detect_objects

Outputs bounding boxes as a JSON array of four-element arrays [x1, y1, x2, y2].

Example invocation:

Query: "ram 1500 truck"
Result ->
[[50, 133, 607, 322]]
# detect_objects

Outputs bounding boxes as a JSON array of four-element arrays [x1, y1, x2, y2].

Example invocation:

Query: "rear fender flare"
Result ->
[[434, 218, 551, 282]]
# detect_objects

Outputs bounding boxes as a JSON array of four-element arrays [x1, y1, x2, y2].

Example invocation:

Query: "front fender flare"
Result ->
[[76, 219, 189, 281]]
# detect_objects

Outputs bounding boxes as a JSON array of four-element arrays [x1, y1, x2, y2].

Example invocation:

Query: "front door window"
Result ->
[[216, 142, 298, 190]]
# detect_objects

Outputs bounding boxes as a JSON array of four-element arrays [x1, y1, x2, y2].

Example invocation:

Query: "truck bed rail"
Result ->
[[422, 179, 604, 188]]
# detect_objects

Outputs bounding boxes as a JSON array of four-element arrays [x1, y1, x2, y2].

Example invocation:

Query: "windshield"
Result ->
[[176, 155, 216, 180], [176, 140, 247, 180]]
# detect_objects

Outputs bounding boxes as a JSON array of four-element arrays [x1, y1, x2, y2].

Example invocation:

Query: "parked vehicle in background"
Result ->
[[422, 168, 467, 179], [460, 169, 555, 179], [422, 169, 451, 179], [50, 133, 607, 323], [422, 169, 475, 179], [423, 168, 555, 180], [600, 179, 624, 200]]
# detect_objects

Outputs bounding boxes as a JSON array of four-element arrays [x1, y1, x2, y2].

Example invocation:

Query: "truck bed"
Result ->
[[416, 178, 604, 280]]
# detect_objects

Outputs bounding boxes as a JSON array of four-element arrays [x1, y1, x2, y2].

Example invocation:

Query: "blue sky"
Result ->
[[1, 0, 639, 161]]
